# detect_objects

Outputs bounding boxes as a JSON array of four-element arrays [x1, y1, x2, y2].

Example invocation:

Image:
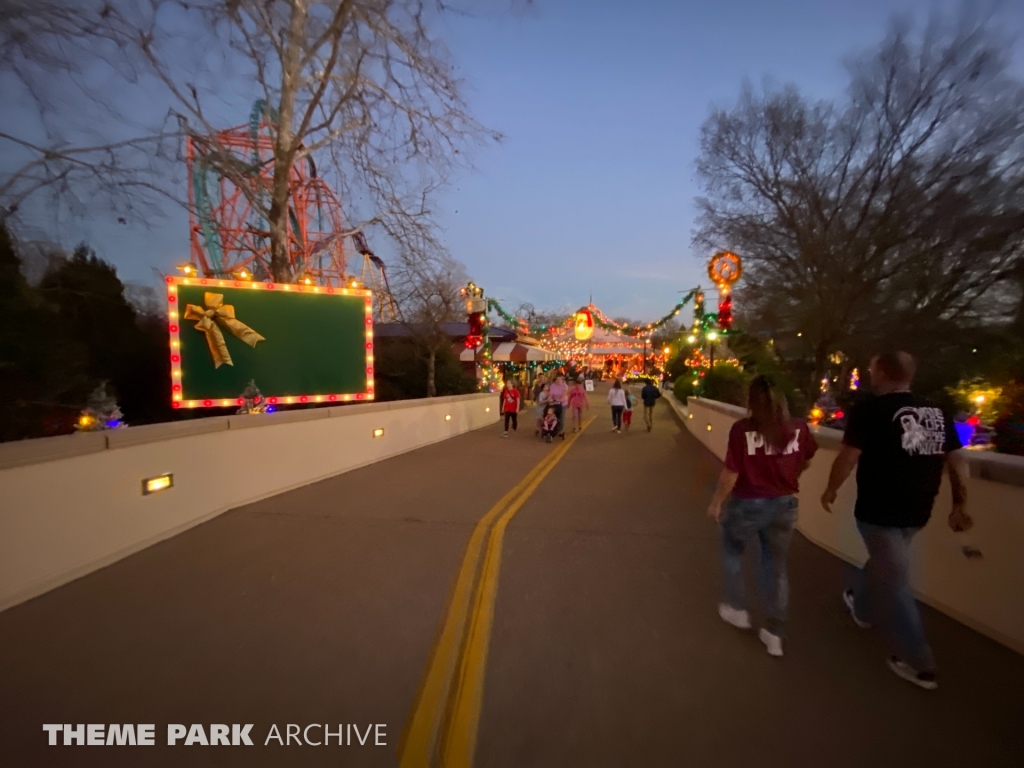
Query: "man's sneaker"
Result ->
[[843, 590, 871, 629], [718, 603, 751, 629], [759, 628, 783, 657], [501, 431, 508, 438], [887, 656, 938, 690]]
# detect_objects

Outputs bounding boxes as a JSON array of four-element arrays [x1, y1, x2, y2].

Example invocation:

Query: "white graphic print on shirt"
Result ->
[[893, 406, 946, 456], [744, 429, 800, 456]]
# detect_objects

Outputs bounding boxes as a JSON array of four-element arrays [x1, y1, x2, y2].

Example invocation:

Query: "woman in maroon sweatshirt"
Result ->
[[706, 374, 818, 657]]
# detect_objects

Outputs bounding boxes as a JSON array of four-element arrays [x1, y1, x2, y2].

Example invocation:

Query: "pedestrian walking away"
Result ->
[[500, 379, 521, 437], [607, 379, 627, 432], [622, 383, 634, 431], [707, 374, 818, 657], [821, 350, 971, 690], [567, 377, 590, 432], [640, 378, 662, 431], [549, 375, 570, 438]]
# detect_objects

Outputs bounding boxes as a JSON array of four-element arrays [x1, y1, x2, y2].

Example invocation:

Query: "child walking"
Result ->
[[567, 377, 590, 432], [622, 384, 634, 431], [500, 380, 521, 437]]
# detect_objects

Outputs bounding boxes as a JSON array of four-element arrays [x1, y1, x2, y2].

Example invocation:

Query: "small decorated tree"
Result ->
[[77, 383, 125, 431], [236, 379, 268, 415]]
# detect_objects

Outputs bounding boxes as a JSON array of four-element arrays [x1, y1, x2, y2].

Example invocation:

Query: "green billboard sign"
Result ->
[[166, 276, 374, 409]]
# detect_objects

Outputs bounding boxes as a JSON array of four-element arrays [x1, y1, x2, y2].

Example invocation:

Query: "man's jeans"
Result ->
[[720, 495, 798, 637], [853, 521, 935, 672]]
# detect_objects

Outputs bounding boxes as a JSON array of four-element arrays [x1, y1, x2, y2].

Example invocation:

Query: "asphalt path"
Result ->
[[1, 392, 1021, 767]]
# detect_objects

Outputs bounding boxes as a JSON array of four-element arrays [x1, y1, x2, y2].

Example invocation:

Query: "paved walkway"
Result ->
[[1, 395, 1022, 767]]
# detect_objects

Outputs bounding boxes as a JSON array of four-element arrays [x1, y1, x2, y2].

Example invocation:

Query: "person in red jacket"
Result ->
[[500, 379, 521, 437]]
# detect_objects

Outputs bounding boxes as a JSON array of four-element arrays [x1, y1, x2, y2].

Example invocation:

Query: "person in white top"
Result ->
[[607, 378, 627, 432]]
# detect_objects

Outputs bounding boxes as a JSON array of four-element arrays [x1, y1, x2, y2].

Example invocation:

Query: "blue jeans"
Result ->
[[852, 521, 935, 672], [719, 495, 798, 637]]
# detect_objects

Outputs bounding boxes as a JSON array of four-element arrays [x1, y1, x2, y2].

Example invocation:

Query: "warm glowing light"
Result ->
[[811, 407, 824, 419], [687, 335, 697, 343], [78, 415, 95, 427], [142, 474, 174, 495], [445, 414, 452, 421], [173, 370, 181, 377], [485, 407, 491, 413], [663, 347, 670, 355], [236, 269, 250, 280], [797, 332, 803, 337], [707, 331, 719, 341], [688, 413, 694, 419], [706, 424, 712, 432], [177, 263, 196, 276], [373, 428, 385, 438], [974, 395, 986, 404]]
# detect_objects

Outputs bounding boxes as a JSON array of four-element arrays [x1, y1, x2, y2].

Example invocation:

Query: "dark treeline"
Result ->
[[0, 225, 174, 441]]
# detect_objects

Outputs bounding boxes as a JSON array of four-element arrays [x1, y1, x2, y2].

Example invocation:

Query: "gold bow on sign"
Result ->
[[184, 293, 265, 368]]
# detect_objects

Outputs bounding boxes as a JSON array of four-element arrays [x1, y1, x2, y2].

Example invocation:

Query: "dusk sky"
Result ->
[[7, 0, 1024, 320]]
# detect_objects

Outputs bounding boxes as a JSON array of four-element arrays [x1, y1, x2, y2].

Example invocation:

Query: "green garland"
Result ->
[[588, 288, 700, 336], [484, 288, 714, 340]]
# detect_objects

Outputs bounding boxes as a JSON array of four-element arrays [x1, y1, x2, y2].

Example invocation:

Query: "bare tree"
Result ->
[[694, 9, 1024, 387], [1, 0, 499, 280], [388, 246, 467, 397]]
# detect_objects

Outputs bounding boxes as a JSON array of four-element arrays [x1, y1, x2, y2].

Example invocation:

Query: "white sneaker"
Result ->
[[843, 590, 871, 628], [759, 628, 783, 657], [718, 603, 751, 629], [887, 657, 938, 690], [501, 432, 508, 438]]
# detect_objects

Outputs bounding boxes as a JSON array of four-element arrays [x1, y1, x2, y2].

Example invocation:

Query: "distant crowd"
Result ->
[[497, 374, 664, 442]]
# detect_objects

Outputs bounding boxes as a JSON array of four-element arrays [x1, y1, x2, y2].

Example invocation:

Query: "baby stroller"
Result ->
[[551, 402, 566, 439], [539, 405, 559, 443]]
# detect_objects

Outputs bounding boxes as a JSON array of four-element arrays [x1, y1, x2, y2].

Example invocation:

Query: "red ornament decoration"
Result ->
[[717, 294, 733, 332], [462, 281, 487, 349]]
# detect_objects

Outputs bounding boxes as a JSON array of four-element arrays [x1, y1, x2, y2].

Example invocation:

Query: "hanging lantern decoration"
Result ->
[[574, 308, 595, 341], [707, 251, 742, 333]]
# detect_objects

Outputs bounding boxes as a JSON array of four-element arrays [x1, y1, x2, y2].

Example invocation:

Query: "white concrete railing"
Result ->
[[671, 394, 1024, 656], [0, 394, 499, 613]]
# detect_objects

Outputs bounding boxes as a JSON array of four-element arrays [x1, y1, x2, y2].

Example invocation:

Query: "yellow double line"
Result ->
[[399, 416, 594, 768]]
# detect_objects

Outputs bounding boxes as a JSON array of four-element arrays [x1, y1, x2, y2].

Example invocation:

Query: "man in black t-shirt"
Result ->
[[821, 351, 972, 691]]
